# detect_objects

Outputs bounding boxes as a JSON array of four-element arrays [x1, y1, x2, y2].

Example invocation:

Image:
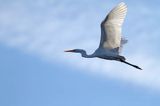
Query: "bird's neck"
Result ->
[[81, 51, 94, 58]]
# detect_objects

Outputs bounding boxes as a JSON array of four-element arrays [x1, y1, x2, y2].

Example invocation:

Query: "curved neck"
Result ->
[[80, 50, 94, 58]]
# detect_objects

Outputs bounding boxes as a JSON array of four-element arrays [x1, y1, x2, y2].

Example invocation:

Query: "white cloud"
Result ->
[[0, 0, 160, 90]]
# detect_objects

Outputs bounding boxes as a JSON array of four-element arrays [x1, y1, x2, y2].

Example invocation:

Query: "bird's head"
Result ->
[[65, 49, 87, 57], [64, 49, 85, 53]]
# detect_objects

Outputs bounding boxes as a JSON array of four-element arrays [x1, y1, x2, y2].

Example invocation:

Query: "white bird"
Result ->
[[65, 2, 142, 70]]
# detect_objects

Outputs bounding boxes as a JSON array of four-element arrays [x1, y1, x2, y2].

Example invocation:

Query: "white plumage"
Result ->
[[99, 2, 127, 53], [65, 2, 142, 70]]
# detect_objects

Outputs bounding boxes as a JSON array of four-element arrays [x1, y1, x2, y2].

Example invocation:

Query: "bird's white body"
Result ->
[[65, 2, 142, 70], [93, 48, 120, 60]]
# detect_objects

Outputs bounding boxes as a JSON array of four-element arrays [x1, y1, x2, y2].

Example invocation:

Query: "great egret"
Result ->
[[65, 2, 142, 70]]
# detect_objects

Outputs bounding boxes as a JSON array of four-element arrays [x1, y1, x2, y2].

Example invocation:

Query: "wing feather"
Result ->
[[99, 2, 127, 53]]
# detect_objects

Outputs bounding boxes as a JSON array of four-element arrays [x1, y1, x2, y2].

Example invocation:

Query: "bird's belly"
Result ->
[[98, 55, 118, 60], [94, 48, 119, 60]]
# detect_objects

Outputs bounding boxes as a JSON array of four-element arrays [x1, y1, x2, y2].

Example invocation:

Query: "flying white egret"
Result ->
[[65, 2, 142, 70]]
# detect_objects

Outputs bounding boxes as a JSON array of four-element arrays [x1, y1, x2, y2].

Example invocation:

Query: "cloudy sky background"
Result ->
[[1, 0, 160, 106]]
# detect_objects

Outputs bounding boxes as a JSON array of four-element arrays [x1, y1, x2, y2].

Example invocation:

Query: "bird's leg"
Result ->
[[119, 59, 142, 70], [118, 55, 126, 61]]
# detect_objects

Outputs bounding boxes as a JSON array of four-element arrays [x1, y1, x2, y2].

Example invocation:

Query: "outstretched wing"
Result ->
[[99, 2, 127, 53]]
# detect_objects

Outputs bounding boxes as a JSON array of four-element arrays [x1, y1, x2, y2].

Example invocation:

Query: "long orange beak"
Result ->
[[64, 49, 75, 52]]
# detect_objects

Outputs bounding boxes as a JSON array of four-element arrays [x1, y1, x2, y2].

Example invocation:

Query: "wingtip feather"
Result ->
[[119, 2, 126, 6]]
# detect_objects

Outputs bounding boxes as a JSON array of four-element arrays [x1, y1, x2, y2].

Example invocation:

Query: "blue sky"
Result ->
[[1, 44, 160, 106], [0, 0, 160, 106]]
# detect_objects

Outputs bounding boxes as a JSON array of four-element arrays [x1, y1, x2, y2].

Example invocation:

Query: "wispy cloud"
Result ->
[[0, 0, 160, 90]]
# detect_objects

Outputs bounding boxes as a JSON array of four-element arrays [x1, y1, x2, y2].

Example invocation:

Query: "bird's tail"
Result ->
[[120, 59, 142, 70]]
